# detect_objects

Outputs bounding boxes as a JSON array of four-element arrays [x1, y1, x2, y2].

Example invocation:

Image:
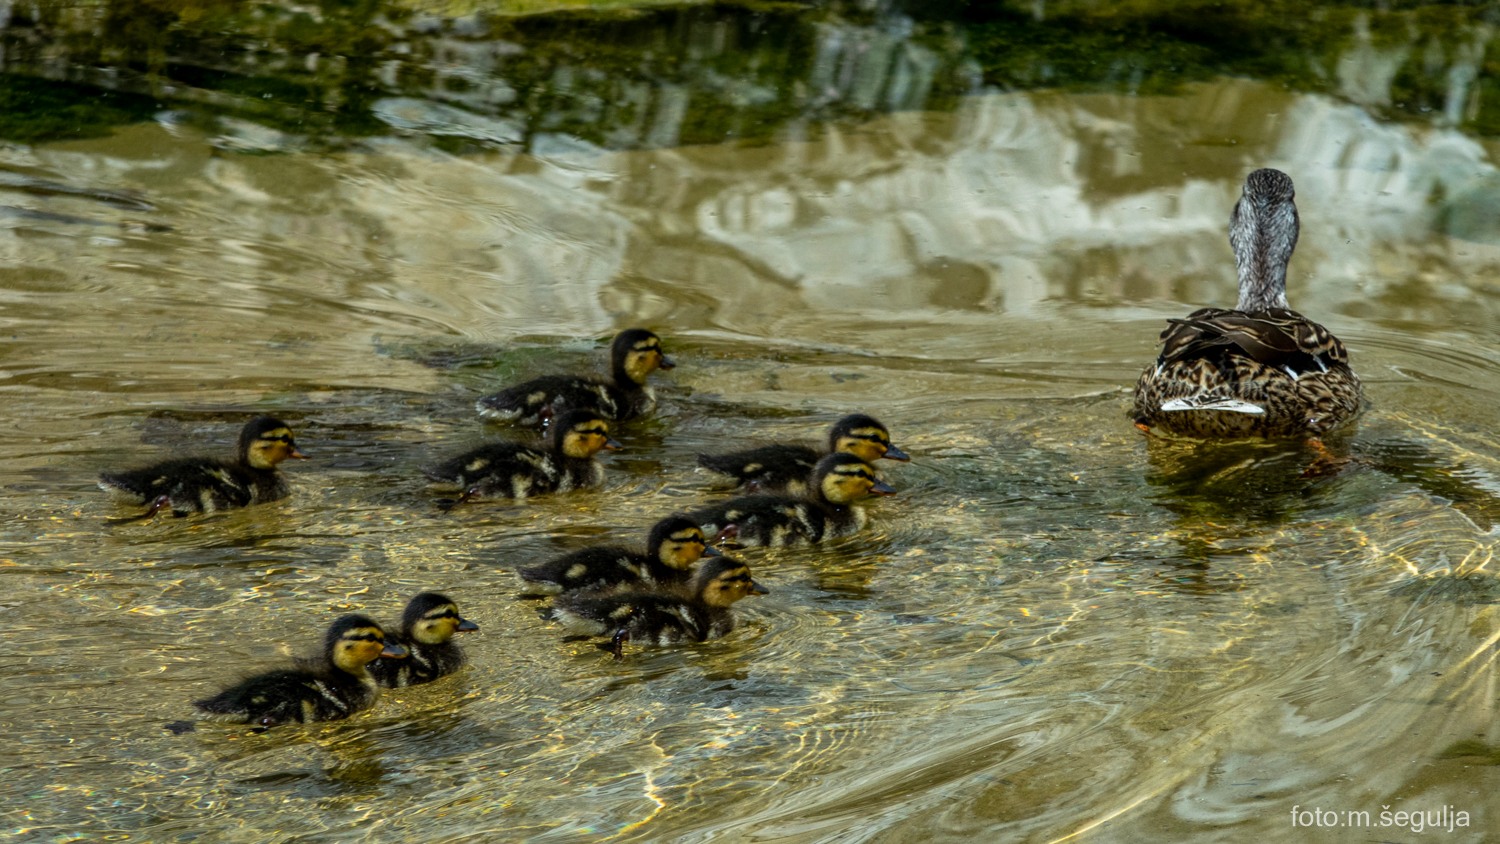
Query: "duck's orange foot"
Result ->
[[1300, 437, 1351, 479]]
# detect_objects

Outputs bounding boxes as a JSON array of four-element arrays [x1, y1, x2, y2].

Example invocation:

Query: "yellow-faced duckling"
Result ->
[[688, 452, 895, 547], [551, 557, 768, 658], [517, 515, 720, 596], [99, 416, 307, 519], [1133, 168, 1362, 439], [425, 408, 621, 507], [192, 614, 406, 729], [370, 592, 479, 688], [697, 413, 909, 495], [475, 328, 674, 426]]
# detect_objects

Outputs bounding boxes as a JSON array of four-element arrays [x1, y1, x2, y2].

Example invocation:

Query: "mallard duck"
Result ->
[[425, 408, 621, 506], [1132, 168, 1362, 439], [517, 515, 720, 596], [192, 614, 406, 728], [475, 328, 675, 425], [370, 592, 479, 688], [688, 452, 895, 547], [550, 556, 768, 658], [99, 416, 307, 519], [697, 413, 910, 495]]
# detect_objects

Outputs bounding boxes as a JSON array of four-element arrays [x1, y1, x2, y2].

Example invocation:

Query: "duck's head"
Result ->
[[399, 592, 479, 646], [325, 614, 406, 674], [611, 328, 675, 385], [814, 452, 897, 505], [552, 409, 623, 459], [240, 416, 307, 470], [647, 515, 721, 571], [829, 413, 909, 464], [693, 557, 768, 608], [1229, 167, 1298, 312]]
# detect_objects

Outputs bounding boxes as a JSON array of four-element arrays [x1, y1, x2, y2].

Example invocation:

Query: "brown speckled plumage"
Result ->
[[1132, 169, 1362, 438]]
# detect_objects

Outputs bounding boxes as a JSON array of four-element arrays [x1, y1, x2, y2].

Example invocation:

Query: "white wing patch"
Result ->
[[1160, 397, 1267, 415]]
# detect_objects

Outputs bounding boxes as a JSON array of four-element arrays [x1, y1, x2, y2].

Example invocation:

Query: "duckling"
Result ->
[[551, 556, 768, 658], [425, 408, 621, 507], [517, 515, 720, 596], [370, 592, 479, 688], [475, 328, 675, 425], [192, 614, 406, 729], [688, 452, 895, 547], [697, 413, 910, 495], [99, 416, 307, 519], [1133, 168, 1362, 439]]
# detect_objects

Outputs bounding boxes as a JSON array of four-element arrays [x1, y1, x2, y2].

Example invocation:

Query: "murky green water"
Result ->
[[4, 2, 1500, 842]]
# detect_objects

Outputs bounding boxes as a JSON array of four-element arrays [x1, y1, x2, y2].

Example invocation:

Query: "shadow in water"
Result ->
[[1141, 435, 1341, 525], [1360, 437, 1500, 532]]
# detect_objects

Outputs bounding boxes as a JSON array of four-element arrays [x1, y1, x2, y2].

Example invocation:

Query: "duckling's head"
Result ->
[[814, 453, 897, 505], [693, 557, 768, 608], [551, 409, 623, 459], [325, 614, 406, 674], [240, 416, 307, 470], [399, 592, 480, 646], [647, 515, 720, 571], [611, 328, 675, 385], [829, 413, 910, 464]]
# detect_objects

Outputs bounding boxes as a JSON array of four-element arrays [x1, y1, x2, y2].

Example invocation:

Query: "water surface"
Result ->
[[3, 4, 1500, 843]]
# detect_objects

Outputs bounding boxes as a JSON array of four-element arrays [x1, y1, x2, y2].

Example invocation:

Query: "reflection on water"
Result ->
[[2, 10, 1500, 843]]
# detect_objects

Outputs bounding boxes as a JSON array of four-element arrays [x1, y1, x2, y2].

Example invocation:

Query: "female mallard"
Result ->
[[192, 614, 406, 728], [1132, 168, 1362, 439], [99, 416, 307, 519], [425, 408, 621, 506], [697, 413, 910, 495], [370, 593, 479, 688], [550, 557, 768, 658], [475, 328, 674, 425], [688, 452, 895, 547], [517, 514, 719, 596]]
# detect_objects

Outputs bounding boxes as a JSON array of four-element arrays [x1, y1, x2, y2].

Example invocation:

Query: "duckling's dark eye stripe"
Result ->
[[670, 532, 704, 543], [259, 434, 294, 443], [342, 632, 384, 642], [423, 609, 460, 620], [575, 426, 609, 436]]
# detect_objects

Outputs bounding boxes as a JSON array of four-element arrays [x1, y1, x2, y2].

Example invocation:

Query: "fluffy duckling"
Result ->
[[517, 515, 720, 596], [697, 413, 910, 495], [475, 328, 675, 425], [370, 592, 479, 688], [1133, 168, 1362, 439], [192, 614, 406, 729], [99, 416, 307, 519], [425, 408, 621, 506], [551, 556, 768, 658], [688, 452, 895, 547]]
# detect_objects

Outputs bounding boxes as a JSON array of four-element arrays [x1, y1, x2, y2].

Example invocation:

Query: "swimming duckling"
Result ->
[[475, 328, 675, 425], [551, 557, 768, 658], [425, 409, 621, 507], [370, 592, 479, 688], [688, 452, 895, 547], [1133, 168, 1362, 439], [517, 515, 720, 596], [192, 614, 406, 729], [697, 413, 910, 495], [99, 416, 307, 519]]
